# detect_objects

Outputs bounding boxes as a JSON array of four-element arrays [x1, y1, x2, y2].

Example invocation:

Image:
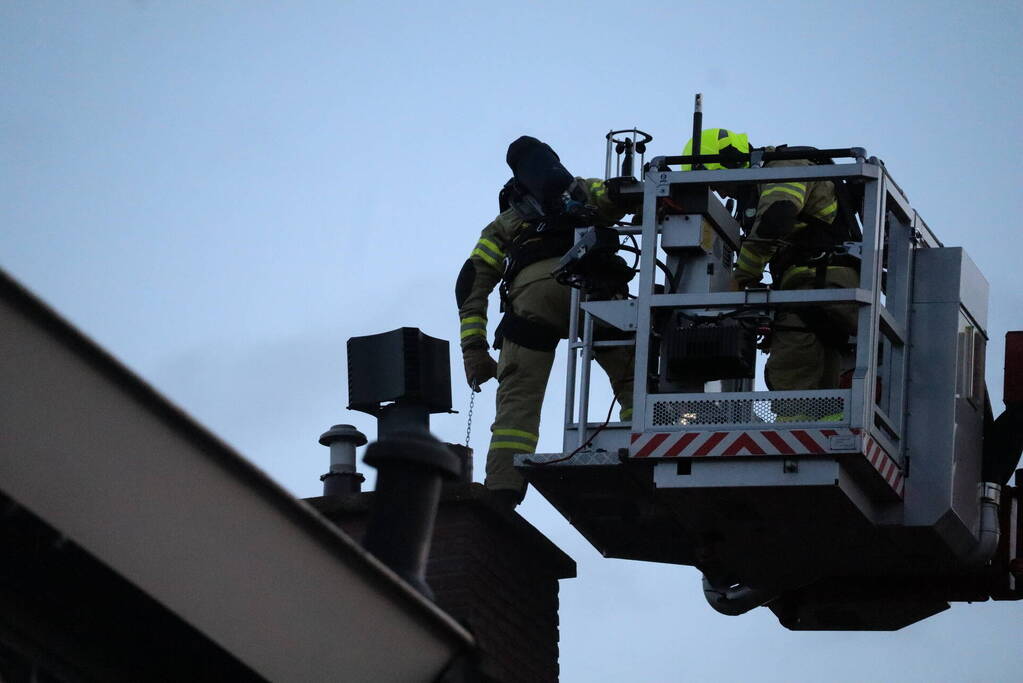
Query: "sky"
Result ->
[[2, 1, 1021, 681]]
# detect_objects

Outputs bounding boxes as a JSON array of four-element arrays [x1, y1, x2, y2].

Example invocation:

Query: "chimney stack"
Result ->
[[306, 327, 576, 680]]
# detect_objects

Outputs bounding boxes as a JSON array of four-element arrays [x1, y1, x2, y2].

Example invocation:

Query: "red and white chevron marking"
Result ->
[[630, 428, 904, 497], [630, 428, 846, 458], [863, 434, 904, 497]]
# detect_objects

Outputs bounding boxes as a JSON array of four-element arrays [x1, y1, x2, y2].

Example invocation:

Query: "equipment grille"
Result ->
[[651, 396, 846, 427]]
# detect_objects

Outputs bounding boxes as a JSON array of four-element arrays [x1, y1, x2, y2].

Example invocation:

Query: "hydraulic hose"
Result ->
[[964, 482, 1002, 567], [701, 575, 777, 616], [617, 244, 675, 290]]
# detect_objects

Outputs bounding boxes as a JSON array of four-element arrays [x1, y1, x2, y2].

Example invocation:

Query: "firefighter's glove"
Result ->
[[462, 346, 497, 391]]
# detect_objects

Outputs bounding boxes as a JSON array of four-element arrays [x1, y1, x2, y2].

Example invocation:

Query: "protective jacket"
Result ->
[[733, 157, 845, 289], [734, 155, 859, 393], [456, 177, 633, 495], [456, 177, 624, 351]]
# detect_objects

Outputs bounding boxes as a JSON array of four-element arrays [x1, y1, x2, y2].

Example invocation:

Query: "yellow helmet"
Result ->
[[682, 128, 750, 170]]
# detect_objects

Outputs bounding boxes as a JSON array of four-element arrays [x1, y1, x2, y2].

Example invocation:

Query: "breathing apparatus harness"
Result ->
[[747, 145, 865, 289], [498, 177, 597, 290], [742, 146, 866, 350], [494, 136, 634, 351]]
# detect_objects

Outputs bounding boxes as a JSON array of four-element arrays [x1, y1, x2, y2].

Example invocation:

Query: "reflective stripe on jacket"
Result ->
[[733, 158, 839, 287]]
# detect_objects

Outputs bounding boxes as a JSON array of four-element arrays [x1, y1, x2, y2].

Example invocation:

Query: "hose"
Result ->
[[701, 575, 777, 616]]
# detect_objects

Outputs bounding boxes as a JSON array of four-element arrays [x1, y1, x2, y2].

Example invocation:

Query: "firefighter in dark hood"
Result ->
[[456, 136, 635, 509]]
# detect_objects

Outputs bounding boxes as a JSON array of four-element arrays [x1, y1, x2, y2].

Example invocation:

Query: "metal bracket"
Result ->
[[581, 299, 638, 331]]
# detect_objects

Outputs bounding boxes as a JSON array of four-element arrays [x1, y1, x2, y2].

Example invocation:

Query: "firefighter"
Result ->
[[456, 136, 635, 509], [683, 128, 859, 394]]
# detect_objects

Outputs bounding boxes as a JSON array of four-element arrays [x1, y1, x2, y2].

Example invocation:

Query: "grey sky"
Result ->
[[2, 2, 1021, 681]]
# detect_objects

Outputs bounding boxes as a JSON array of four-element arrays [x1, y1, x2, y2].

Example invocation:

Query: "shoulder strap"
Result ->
[[499, 178, 513, 212], [775, 144, 861, 242], [830, 179, 864, 242]]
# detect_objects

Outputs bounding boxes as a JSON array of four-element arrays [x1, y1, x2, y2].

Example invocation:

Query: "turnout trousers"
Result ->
[[485, 258, 634, 493], [765, 265, 860, 392]]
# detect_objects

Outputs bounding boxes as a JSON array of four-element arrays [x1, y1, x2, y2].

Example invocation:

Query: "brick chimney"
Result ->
[[314, 328, 576, 680], [306, 482, 576, 683]]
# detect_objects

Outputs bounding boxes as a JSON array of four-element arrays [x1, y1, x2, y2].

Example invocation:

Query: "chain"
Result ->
[[464, 380, 478, 449]]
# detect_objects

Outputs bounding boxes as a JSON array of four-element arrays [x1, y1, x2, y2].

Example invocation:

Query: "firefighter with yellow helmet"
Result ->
[[683, 128, 859, 393]]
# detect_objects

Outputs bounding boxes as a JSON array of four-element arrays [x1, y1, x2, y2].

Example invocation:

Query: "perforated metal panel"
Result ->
[[515, 450, 621, 467], [650, 394, 846, 427]]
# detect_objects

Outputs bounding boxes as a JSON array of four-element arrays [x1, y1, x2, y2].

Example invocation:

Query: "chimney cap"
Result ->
[[319, 424, 368, 448], [347, 327, 452, 416]]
